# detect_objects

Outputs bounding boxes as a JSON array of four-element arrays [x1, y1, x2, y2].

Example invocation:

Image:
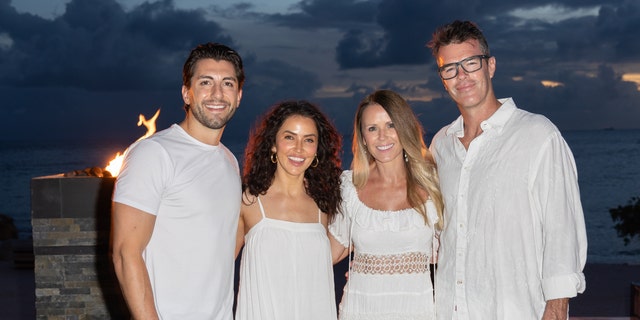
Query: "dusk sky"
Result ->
[[2, 0, 640, 147]]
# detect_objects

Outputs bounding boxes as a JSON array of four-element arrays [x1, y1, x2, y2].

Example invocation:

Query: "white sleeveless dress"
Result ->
[[329, 170, 438, 320], [235, 197, 337, 320]]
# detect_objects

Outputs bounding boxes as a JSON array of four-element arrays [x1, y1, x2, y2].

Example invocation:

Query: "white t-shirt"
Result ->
[[113, 124, 241, 320], [431, 98, 587, 319]]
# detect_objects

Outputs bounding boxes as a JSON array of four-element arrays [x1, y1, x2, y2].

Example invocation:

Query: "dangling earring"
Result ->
[[311, 154, 319, 168], [271, 153, 277, 164], [404, 150, 409, 163]]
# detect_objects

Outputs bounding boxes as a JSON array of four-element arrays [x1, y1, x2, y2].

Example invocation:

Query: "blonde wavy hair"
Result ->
[[351, 89, 444, 230]]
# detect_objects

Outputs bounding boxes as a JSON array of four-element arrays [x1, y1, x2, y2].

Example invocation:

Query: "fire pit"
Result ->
[[31, 174, 125, 318], [31, 110, 159, 318]]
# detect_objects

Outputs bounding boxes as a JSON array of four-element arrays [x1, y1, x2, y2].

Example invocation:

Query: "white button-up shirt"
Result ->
[[431, 98, 587, 319]]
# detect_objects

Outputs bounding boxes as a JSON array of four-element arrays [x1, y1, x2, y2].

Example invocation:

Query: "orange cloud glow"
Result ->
[[541, 80, 564, 88], [622, 73, 640, 91]]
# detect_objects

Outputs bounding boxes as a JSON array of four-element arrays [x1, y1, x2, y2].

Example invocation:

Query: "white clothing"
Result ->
[[329, 170, 438, 320], [113, 124, 241, 320], [430, 98, 587, 319], [235, 197, 337, 320]]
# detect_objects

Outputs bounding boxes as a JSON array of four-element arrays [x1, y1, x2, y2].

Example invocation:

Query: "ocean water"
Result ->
[[1, 130, 639, 264], [563, 129, 640, 264]]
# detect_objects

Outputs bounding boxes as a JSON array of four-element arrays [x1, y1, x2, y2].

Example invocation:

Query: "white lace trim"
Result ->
[[351, 251, 429, 275]]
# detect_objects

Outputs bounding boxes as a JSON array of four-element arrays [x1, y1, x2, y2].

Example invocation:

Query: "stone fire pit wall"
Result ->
[[31, 175, 129, 319]]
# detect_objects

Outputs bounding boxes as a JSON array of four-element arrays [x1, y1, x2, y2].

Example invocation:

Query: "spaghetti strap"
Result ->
[[317, 209, 322, 223], [236, 198, 336, 320], [256, 197, 267, 219]]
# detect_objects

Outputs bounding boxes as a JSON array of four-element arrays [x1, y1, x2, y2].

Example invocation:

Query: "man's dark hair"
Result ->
[[427, 20, 490, 57]]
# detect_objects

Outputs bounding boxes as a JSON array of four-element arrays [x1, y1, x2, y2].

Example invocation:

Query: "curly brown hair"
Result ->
[[242, 100, 343, 222]]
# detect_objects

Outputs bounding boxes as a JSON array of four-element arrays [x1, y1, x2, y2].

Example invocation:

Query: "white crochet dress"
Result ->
[[329, 170, 437, 320]]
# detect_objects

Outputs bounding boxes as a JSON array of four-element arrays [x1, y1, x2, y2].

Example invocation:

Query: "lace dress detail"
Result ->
[[329, 170, 438, 320], [352, 252, 428, 275]]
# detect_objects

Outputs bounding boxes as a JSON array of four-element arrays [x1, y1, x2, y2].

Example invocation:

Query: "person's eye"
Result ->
[[388, 122, 395, 129], [224, 81, 235, 87], [465, 59, 480, 67], [305, 138, 315, 143], [200, 80, 211, 86], [442, 64, 456, 73], [367, 126, 377, 132]]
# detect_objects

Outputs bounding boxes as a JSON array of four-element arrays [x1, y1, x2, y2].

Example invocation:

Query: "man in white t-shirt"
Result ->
[[111, 42, 244, 320], [427, 21, 587, 319]]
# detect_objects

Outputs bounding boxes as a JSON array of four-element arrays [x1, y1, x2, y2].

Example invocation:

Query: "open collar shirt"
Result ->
[[431, 98, 587, 319]]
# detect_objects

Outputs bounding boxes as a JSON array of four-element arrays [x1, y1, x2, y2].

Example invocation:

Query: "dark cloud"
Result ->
[[230, 55, 324, 137], [276, 0, 640, 131], [1, 0, 639, 145], [0, 0, 234, 91], [289, 0, 638, 69], [267, 0, 377, 29], [0, 0, 325, 142], [335, 29, 390, 68], [334, 0, 476, 68], [596, 2, 640, 61]]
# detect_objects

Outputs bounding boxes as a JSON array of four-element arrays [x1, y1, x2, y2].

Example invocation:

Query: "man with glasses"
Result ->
[[427, 20, 587, 319]]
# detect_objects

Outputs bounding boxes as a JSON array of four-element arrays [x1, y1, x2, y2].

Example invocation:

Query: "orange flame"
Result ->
[[105, 109, 161, 177]]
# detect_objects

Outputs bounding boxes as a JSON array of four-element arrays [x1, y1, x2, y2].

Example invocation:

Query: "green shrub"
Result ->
[[609, 196, 640, 245]]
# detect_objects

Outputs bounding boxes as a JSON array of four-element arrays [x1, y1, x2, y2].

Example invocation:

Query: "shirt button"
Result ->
[[457, 280, 463, 285]]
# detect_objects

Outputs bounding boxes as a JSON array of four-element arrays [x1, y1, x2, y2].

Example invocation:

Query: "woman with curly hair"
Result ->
[[235, 100, 343, 320], [329, 89, 444, 319]]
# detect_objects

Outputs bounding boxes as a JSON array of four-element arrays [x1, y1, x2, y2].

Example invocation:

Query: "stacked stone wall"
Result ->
[[31, 175, 128, 319]]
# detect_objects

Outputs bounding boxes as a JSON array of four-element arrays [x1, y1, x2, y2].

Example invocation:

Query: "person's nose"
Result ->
[[378, 127, 388, 140], [456, 65, 469, 80], [211, 83, 223, 98]]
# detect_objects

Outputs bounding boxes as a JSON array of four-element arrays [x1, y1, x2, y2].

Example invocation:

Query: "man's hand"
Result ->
[[542, 298, 569, 320]]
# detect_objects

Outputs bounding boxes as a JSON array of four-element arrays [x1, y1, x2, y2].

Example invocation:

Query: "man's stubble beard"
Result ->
[[191, 103, 238, 130]]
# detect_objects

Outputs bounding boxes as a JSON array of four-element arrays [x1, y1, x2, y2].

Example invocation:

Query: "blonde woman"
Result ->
[[330, 89, 444, 319]]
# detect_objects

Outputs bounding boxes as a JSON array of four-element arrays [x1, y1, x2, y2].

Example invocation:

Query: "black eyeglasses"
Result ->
[[438, 55, 490, 80]]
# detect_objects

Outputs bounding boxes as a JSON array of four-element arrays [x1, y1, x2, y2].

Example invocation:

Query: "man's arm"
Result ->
[[534, 132, 587, 318], [542, 298, 569, 320], [111, 202, 158, 319], [535, 132, 587, 295], [235, 209, 245, 259]]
